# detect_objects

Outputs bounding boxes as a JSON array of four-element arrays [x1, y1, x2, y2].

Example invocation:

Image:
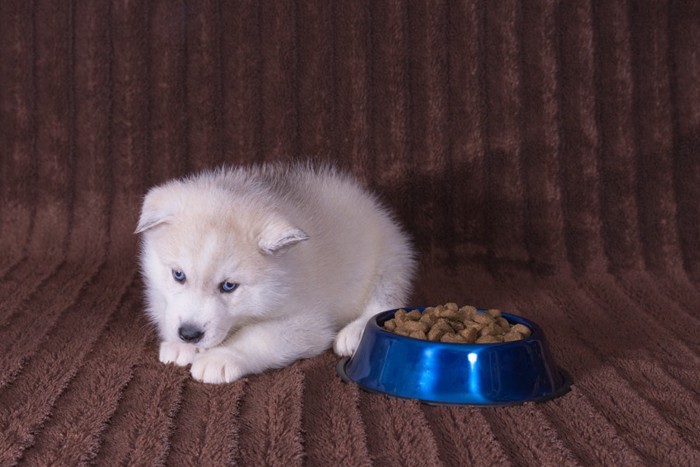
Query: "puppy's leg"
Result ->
[[159, 341, 198, 366], [334, 269, 412, 357], [333, 300, 389, 357], [191, 319, 334, 384]]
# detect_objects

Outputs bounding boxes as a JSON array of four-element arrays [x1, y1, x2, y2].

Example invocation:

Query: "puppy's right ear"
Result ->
[[257, 218, 309, 255], [135, 187, 176, 234]]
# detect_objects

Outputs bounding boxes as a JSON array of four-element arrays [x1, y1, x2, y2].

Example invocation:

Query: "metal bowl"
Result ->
[[337, 307, 571, 406]]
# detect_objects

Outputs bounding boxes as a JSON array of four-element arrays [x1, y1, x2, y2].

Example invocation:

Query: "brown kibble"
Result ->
[[486, 308, 502, 318], [433, 319, 453, 332], [427, 325, 448, 342], [473, 313, 494, 325], [479, 323, 499, 337], [496, 317, 511, 330], [476, 335, 503, 344], [462, 318, 478, 328], [441, 332, 467, 343], [409, 330, 427, 340], [503, 331, 523, 342], [383, 304, 532, 345], [440, 308, 459, 320], [453, 308, 468, 320], [459, 327, 478, 343], [402, 320, 429, 333], [419, 313, 436, 326], [511, 324, 532, 337], [435, 320, 453, 334], [406, 309, 422, 321]]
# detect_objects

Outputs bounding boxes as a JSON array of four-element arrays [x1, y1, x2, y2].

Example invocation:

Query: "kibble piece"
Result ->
[[384, 319, 397, 331], [406, 309, 422, 321], [403, 320, 429, 333], [473, 313, 494, 325], [428, 321, 452, 341], [496, 317, 511, 330], [394, 309, 407, 322], [409, 330, 427, 340], [419, 313, 436, 327], [462, 318, 478, 328], [448, 320, 465, 332], [453, 307, 467, 320], [441, 332, 467, 344], [440, 308, 459, 320], [479, 323, 499, 337], [459, 327, 478, 343], [486, 308, 502, 318], [511, 324, 532, 337], [427, 327, 446, 341], [394, 327, 410, 336], [503, 331, 522, 342], [435, 319, 456, 334], [476, 335, 503, 344]]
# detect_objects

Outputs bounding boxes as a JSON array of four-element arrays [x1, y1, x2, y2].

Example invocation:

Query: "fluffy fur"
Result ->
[[136, 163, 415, 383]]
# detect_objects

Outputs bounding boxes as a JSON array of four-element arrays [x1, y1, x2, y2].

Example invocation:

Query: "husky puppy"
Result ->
[[135, 163, 415, 383]]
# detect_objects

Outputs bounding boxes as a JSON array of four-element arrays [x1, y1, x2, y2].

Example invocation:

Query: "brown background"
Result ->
[[1, 1, 698, 465]]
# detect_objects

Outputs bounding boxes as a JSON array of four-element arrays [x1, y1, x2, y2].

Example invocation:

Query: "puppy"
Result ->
[[135, 163, 416, 383]]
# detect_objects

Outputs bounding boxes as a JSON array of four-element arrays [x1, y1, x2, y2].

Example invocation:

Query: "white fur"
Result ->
[[136, 163, 416, 384]]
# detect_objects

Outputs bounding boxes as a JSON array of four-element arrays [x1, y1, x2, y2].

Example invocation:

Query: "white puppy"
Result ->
[[135, 163, 415, 383]]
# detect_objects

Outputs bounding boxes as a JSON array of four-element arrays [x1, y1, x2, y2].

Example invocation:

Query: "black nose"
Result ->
[[178, 324, 204, 343]]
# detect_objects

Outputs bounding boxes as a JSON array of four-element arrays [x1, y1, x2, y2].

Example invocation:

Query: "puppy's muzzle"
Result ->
[[178, 323, 204, 343]]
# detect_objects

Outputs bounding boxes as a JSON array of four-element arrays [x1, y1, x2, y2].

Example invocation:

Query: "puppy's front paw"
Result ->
[[159, 341, 197, 366], [191, 348, 243, 384], [334, 320, 365, 357]]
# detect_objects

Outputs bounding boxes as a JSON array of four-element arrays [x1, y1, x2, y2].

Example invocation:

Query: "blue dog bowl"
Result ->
[[337, 307, 571, 406]]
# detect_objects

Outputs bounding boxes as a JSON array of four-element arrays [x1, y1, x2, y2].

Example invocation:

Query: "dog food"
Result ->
[[382, 303, 531, 344]]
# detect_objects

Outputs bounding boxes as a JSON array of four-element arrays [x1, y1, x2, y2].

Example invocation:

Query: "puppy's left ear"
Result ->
[[258, 219, 309, 255], [134, 186, 176, 234]]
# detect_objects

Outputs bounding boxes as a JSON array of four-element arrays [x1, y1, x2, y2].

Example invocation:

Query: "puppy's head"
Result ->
[[135, 179, 308, 349]]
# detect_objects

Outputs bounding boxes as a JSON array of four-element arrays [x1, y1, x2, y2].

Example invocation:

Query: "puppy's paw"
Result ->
[[159, 341, 198, 366], [334, 320, 365, 357], [191, 348, 243, 384]]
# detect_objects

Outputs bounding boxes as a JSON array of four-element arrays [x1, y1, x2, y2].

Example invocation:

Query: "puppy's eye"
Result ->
[[219, 281, 238, 293], [172, 269, 186, 283]]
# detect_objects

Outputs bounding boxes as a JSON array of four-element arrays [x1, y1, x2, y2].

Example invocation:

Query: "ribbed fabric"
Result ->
[[0, 1, 698, 465]]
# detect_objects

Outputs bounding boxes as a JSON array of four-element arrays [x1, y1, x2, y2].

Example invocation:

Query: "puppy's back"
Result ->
[[213, 163, 416, 323]]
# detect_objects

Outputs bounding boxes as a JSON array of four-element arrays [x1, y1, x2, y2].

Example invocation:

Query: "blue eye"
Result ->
[[219, 281, 238, 293], [172, 269, 186, 283]]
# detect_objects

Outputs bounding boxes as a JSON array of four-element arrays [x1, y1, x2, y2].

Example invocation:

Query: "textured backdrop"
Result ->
[[1, 1, 699, 466]]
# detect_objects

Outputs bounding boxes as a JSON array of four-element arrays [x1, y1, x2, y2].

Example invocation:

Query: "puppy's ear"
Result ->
[[258, 218, 309, 255], [134, 186, 176, 234]]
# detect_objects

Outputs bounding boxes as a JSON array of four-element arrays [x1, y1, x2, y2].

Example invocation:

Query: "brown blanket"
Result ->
[[1, 1, 698, 465]]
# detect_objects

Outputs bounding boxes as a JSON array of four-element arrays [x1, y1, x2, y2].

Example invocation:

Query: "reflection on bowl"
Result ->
[[337, 307, 571, 406]]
